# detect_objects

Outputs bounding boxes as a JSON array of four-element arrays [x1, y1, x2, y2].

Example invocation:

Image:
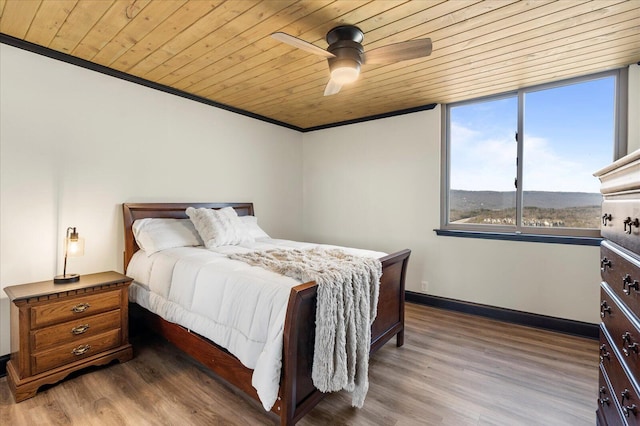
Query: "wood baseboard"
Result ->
[[405, 291, 599, 339]]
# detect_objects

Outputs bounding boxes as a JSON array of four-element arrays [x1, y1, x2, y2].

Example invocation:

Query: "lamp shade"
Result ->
[[67, 234, 84, 257]]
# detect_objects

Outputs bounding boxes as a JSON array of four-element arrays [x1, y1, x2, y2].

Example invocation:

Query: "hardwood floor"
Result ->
[[0, 303, 599, 425]]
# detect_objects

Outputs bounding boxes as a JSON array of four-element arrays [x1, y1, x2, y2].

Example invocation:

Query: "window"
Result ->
[[441, 70, 626, 242]]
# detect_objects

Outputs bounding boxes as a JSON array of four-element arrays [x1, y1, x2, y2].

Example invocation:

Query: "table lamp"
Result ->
[[54, 227, 85, 284]]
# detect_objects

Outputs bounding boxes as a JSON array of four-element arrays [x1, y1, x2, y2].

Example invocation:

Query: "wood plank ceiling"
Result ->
[[1, 0, 639, 130]]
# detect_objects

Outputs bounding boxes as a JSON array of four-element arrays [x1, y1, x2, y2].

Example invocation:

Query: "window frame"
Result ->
[[439, 69, 628, 242]]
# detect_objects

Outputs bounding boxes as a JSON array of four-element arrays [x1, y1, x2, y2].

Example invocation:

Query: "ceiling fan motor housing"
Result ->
[[326, 26, 364, 76], [327, 40, 363, 73]]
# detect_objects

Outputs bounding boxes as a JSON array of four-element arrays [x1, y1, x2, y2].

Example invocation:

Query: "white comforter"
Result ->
[[126, 238, 385, 411]]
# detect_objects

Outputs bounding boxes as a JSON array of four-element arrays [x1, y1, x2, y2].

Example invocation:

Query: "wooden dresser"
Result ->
[[4, 271, 133, 402], [595, 149, 640, 425]]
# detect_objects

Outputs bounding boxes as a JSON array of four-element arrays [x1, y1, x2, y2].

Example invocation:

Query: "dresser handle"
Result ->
[[600, 257, 612, 271], [622, 333, 639, 356], [621, 389, 630, 404], [71, 324, 90, 335], [600, 301, 611, 318], [624, 343, 639, 357], [599, 344, 611, 362], [623, 217, 640, 234], [623, 275, 639, 295], [602, 213, 612, 225], [71, 344, 91, 356], [623, 404, 638, 417], [71, 303, 90, 313], [599, 386, 610, 406]]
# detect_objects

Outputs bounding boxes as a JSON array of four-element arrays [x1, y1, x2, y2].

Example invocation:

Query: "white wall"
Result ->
[[0, 44, 303, 355], [628, 63, 640, 153], [3, 44, 626, 358], [302, 107, 601, 325]]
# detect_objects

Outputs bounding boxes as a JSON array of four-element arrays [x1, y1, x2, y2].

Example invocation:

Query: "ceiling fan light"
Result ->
[[331, 65, 360, 85]]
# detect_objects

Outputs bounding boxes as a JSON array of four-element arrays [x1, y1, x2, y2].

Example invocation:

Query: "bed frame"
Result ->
[[122, 202, 410, 425]]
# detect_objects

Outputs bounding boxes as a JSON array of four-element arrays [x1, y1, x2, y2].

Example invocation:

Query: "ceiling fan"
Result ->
[[271, 25, 432, 96]]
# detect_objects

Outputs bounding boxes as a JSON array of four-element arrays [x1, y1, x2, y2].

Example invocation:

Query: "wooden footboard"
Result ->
[[122, 203, 410, 425], [279, 249, 410, 425]]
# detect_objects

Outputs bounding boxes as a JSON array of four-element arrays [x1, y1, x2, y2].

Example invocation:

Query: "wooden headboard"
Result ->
[[122, 202, 254, 270]]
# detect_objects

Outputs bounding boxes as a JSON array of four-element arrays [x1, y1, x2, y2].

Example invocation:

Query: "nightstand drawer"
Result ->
[[32, 329, 121, 375], [31, 310, 121, 352], [31, 290, 121, 328]]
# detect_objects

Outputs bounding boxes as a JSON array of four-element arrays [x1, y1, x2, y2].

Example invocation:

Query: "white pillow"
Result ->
[[186, 206, 255, 248], [239, 215, 270, 240], [132, 218, 203, 256]]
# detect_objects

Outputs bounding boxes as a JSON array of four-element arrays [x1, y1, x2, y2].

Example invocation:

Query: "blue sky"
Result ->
[[450, 75, 615, 193]]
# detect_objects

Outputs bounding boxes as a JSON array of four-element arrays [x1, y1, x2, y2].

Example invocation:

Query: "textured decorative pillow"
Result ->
[[186, 206, 255, 248], [239, 215, 270, 240], [132, 218, 203, 256]]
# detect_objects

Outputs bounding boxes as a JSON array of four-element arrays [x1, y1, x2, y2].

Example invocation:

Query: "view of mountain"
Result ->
[[450, 190, 602, 211]]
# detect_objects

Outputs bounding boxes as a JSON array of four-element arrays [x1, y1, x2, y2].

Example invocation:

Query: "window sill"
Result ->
[[434, 229, 602, 246]]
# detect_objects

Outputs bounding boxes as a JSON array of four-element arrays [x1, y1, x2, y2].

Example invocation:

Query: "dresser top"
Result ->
[[3, 271, 132, 301], [594, 149, 640, 196], [594, 149, 640, 177]]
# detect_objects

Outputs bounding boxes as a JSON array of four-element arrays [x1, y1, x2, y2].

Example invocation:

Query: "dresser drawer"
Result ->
[[599, 366, 625, 426], [601, 241, 640, 319], [599, 327, 640, 423], [31, 310, 121, 352], [602, 199, 640, 254], [601, 284, 640, 385], [31, 290, 121, 329], [31, 328, 121, 375]]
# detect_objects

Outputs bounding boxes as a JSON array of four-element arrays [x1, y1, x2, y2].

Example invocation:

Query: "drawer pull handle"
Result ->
[[602, 213, 612, 225], [624, 343, 639, 357], [623, 275, 639, 295], [621, 389, 630, 404], [600, 301, 611, 318], [71, 324, 90, 335], [71, 303, 91, 313], [600, 257, 612, 271], [599, 344, 610, 362], [623, 404, 638, 417], [599, 386, 610, 406], [71, 344, 91, 356], [623, 217, 640, 234], [622, 332, 639, 356]]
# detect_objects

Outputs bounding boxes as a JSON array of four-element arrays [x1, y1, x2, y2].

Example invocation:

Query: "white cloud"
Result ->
[[450, 122, 515, 191], [523, 135, 600, 193], [450, 122, 600, 193]]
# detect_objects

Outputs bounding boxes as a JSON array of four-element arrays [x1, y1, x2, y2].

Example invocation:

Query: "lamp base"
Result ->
[[54, 274, 80, 284]]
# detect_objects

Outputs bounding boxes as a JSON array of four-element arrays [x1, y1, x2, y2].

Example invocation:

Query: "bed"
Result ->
[[122, 202, 410, 425]]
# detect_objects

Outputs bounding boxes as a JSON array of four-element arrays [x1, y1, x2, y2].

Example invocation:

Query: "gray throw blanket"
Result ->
[[228, 248, 382, 407]]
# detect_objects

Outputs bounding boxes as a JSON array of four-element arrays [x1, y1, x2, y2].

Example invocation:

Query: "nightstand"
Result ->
[[4, 271, 133, 402]]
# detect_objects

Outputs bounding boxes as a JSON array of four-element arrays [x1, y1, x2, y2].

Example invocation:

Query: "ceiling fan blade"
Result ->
[[363, 38, 432, 64], [271, 32, 335, 58], [324, 79, 342, 96]]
